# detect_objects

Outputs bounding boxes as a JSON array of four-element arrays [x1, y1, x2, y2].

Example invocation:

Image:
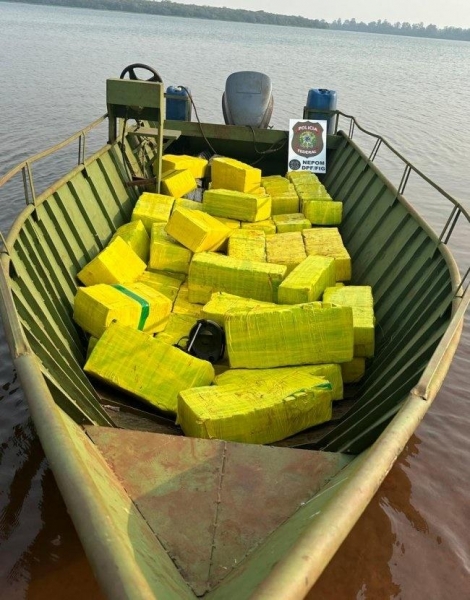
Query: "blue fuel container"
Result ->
[[305, 89, 337, 134], [166, 86, 192, 121]]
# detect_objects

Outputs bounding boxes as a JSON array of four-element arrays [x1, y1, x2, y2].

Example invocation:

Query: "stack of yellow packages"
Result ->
[[149, 223, 193, 274], [303, 227, 351, 281], [225, 302, 354, 368], [265, 231, 307, 273], [160, 154, 208, 179], [215, 363, 343, 401], [302, 199, 343, 226], [131, 192, 175, 232], [227, 229, 266, 262], [77, 236, 146, 286], [241, 219, 276, 235], [278, 256, 336, 304], [323, 285, 375, 357], [110, 220, 150, 262], [161, 169, 197, 198], [210, 157, 261, 193], [202, 188, 271, 222], [137, 270, 184, 303], [177, 371, 333, 444], [73, 282, 172, 338], [272, 213, 311, 233], [188, 252, 287, 304], [202, 291, 275, 326], [165, 207, 230, 253], [85, 322, 214, 414], [172, 282, 204, 318]]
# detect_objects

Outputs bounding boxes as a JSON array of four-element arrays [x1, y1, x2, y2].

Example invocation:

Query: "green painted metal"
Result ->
[[0, 95, 469, 599]]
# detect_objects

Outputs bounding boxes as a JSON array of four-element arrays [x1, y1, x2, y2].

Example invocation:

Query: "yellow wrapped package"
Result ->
[[227, 229, 266, 262], [77, 236, 146, 287], [278, 255, 336, 304], [85, 322, 214, 414], [156, 313, 198, 346], [160, 154, 208, 179], [165, 207, 230, 253], [211, 157, 261, 193], [202, 292, 275, 327], [240, 219, 276, 235], [215, 363, 343, 401], [137, 270, 183, 303], [303, 199, 342, 225], [226, 302, 354, 368], [149, 223, 193, 274], [173, 282, 204, 318], [287, 171, 320, 185], [341, 357, 366, 383], [111, 220, 150, 262], [202, 188, 271, 222], [188, 252, 287, 304], [73, 282, 172, 338], [177, 372, 332, 444], [161, 169, 197, 198], [323, 285, 375, 357], [265, 231, 307, 274], [270, 192, 300, 216], [172, 197, 203, 212], [131, 192, 175, 232], [261, 176, 291, 194], [303, 227, 351, 281], [273, 213, 311, 233]]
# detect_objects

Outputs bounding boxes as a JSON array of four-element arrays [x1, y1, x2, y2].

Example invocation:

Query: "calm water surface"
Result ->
[[0, 3, 469, 598]]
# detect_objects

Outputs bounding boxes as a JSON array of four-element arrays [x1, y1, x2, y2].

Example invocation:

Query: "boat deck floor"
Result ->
[[85, 425, 352, 596]]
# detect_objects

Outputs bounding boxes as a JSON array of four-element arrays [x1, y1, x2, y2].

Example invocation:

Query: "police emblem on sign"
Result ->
[[290, 121, 324, 157]]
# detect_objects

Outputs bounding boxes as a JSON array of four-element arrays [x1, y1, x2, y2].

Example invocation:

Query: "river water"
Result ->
[[0, 3, 469, 598]]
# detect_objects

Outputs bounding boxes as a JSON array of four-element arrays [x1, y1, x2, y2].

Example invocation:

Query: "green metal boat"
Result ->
[[0, 67, 468, 599]]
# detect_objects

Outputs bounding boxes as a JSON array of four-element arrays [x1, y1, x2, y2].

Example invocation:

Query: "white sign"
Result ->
[[288, 119, 327, 174]]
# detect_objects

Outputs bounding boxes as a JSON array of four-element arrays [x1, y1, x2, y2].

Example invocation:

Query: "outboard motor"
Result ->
[[222, 71, 273, 128]]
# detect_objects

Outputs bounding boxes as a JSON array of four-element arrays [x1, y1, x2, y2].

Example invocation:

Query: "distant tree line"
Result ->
[[3, 0, 470, 41], [330, 17, 470, 42]]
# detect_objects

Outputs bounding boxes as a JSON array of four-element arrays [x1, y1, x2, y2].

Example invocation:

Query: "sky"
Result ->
[[171, 0, 470, 29]]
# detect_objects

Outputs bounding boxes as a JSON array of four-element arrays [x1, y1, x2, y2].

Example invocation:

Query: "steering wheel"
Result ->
[[119, 63, 163, 83]]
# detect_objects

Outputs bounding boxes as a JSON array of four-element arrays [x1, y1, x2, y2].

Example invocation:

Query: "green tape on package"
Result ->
[[112, 284, 150, 330]]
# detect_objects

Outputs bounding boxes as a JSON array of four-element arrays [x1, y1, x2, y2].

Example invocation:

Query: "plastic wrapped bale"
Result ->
[[137, 270, 183, 303], [188, 252, 287, 304], [270, 192, 300, 216], [202, 188, 271, 222], [161, 169, 197, 198], [273, 213, 311, 233], [261, 176, 291, 194], [77, 236, 146, 287], [341, 357, 366, 383], [303, 200, 342, 225], [172, 197, 204, 213], [227, 229, 266, 262], [215, 363, 343, 401], [240, 219, 276, 235], [211, 157, 261, 193], [84, 322, 214, 414], [287, 171, 320, 184], [165, 207, 230, 253], [226, 302, 354, 368], [149, 223, 193, 275], [177, 373, 333, 444], [173, 282, 204, 318], [111, 220, 150, 262], [265, 231, 307, 274], [302, 227, 352, 282], [202, 292, 276, 327], [323, 286, 375, 357], [73, 282, 172, 338], [131, 192, 175, 233], [278, 256, 336, 305], [156, 313, 198, 346], [160, 154, 208, 179]]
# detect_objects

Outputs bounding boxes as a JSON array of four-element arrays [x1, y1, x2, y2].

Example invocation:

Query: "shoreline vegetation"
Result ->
[[3, 0, 470, 42]]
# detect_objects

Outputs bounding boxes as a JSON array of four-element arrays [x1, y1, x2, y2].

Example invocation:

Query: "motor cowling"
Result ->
[[222, 71, 273, 128]]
